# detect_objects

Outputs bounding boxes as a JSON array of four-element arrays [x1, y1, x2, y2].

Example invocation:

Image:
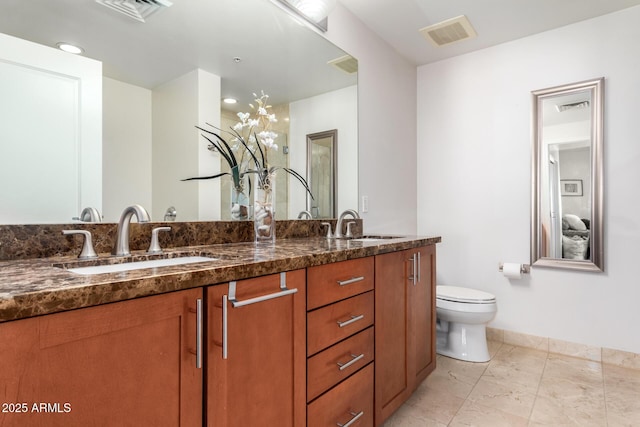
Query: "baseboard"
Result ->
[[486, 327, 640, 371]]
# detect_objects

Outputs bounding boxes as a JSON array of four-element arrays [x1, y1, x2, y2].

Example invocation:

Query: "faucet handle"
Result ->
[[62, 230, 98, 259], [148, 227, 172, 254], [321, 222, 334, 239], [345, 221, 356, 239]]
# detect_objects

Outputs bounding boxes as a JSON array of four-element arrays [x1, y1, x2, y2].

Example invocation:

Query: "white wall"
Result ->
[[417, 6, 640, 353], [102, 78, 152, 222], [325, 4, 417, 235], [152, 69, 221, 222], [0, 33, 102, 223], [288, 85, 358, 218]]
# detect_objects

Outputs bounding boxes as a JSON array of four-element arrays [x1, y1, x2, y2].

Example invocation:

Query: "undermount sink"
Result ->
[[56, 252, 221, 275], [351, 235, 405, 242]]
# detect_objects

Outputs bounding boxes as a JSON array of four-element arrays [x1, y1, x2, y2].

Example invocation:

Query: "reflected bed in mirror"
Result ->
[[531, 77, 604, 271], [0, 0, 358, 224]]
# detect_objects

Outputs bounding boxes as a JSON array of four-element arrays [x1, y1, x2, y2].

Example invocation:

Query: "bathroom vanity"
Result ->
[[0, 231, 439, 427]]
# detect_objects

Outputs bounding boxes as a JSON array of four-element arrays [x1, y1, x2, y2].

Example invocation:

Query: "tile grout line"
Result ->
[[602, 362, 611, 427], [526, 349, 550, 426], [446, 341, 501, 426]]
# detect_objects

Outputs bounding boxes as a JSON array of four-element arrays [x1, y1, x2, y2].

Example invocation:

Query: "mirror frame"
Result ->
[[306, 129, 338, 218], [531, 77, 604, 272]]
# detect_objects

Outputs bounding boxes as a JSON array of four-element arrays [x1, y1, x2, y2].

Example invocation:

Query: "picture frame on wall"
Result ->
[[561, 179, 583, 196]]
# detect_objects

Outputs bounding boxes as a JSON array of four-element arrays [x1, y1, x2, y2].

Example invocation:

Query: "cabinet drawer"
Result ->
[[307, 327, 374, 401], [307, 257, 374, 310], [307, 363, 374, 427], [307, 291, 374, 356]]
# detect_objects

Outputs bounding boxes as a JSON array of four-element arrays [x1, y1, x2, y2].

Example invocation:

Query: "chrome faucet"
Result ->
[[74, 207, 101, 222], [334, 209, 360, 239], [297, 210, 313, 219], [112, 204, 151, 257]]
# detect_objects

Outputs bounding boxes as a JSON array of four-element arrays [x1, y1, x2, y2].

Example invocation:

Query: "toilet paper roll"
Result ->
[[502, 262, 522, 279]]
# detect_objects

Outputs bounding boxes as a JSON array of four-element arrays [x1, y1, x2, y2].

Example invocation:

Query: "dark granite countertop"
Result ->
[[0, 236, 440, 323]]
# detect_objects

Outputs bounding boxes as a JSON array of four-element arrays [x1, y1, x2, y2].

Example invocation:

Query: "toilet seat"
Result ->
[[437, 285, 495, 304]]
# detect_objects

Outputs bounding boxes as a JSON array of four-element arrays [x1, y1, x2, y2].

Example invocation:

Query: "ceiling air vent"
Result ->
[[95, 0, 173, 23], [328, 55, 358, 74], [419, 15, 477, 47], [556, 100, 590, 112]]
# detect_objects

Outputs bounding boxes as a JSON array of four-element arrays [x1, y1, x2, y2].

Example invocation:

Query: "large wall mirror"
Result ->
[[531, 77, 604, 271], [0, 0, 358, 224]]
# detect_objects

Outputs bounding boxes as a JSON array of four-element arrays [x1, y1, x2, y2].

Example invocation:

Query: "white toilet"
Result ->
[[436, 285, 497, 363]]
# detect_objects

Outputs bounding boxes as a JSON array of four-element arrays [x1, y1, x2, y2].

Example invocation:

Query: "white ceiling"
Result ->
[[338, 0, 640, 66]]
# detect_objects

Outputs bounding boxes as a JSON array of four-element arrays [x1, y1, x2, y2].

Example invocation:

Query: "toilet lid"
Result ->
[[437, 285, 496, 303]]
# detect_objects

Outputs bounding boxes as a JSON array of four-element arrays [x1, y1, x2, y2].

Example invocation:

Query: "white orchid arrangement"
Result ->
[[184, 91, 312, 200], [233, 91, 279, 153]]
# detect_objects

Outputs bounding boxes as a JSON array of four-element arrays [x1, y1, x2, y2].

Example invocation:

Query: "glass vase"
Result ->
[[230, 176, 250, 220], [254, 171, 276, 244]]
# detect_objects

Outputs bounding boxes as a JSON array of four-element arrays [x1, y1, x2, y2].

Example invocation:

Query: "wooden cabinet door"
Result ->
[[374, 249, 412, 424], [411, 245, 437, 386], [207, 269, 306, 427], [0, 289, 203, 427], [375, 245, 437, 426]]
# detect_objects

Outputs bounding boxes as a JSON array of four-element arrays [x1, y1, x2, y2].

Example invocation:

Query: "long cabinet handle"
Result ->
[[229, 272, 297, 308], [336, 314, 364, 328], [336, 353, 365, 371], [337, 411, 364, 427], [417, 251, 421, 283], [196, 298, 203, 369], [337, 276, 365, 286], [409, 254, 417, 285], [222, 295, 228, 360]]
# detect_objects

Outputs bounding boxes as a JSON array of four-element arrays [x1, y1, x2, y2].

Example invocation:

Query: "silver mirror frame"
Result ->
[[531, 77, 604, 272]]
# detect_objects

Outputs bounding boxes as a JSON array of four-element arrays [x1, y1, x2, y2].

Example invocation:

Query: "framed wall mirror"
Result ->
[[307, 130, 337, 219], [531, 77, 604, 271]]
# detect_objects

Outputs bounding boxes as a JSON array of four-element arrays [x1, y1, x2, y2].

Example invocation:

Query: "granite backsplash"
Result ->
[[0, 219, 361, 261]]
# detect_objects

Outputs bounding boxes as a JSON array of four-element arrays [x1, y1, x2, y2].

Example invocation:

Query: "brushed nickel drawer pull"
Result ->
[[337, 411, 364, 427], [229, 272, 297, 308], [337, 276, 365, 286], [337, 314, 364, 328], [336, 353, 365, 371]]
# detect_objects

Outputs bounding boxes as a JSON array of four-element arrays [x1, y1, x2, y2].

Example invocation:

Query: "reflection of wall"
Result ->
[[152, 69, 221, 221], [0, 33, 102, 224], [104, 70, 221, 222], [289, 85, 357, 218], [416, 5, 640, 354], [559, 147, 591, 219], [103, 78, 152, 222]]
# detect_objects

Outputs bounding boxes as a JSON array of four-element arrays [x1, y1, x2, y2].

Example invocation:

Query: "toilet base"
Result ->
[[436, 321, 491, 363]]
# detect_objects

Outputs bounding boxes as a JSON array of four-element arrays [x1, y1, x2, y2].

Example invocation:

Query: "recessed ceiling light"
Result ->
[[56, 42, 84, 55], [223, 98, 238, 104]]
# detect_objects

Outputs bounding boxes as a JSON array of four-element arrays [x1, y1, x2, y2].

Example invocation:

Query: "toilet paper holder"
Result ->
[[498, 262, 530, 274]]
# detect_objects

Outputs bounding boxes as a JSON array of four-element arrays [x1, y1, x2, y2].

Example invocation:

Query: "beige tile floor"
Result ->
[[383, 341, 640, 427]]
